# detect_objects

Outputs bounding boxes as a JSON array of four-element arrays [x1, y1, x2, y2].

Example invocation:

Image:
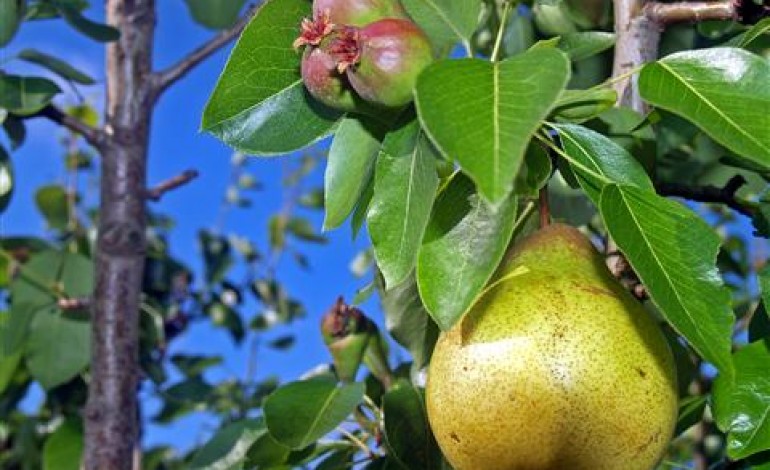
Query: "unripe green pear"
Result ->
[[426, 224, 677, 470], [313, 0, 409, 27]]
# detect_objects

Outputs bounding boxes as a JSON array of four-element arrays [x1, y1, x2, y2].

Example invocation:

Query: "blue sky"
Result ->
[[1, 1, 382, 454]]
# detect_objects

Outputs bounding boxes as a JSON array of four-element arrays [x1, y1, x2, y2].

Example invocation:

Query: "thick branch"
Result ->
[[152, 5, 258, 96], [657, 175, 753, 217], [32, 105, 105, 149], [644, 1, 737, 24]]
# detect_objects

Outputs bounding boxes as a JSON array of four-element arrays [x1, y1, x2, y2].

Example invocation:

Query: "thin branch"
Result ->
[[152, 4, 259, 96], [31, 105, 105, 149], [657, 175, 754, 217], [145, 169, 199, 201], [644, 1, 737, 24]]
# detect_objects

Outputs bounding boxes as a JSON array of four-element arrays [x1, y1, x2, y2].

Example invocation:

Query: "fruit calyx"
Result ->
[[293, 9, 335, 50], [328, 26, 363, 72]]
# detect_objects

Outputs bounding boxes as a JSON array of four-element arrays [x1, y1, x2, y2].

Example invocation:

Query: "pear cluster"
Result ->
[[426, 224, 678, 470], [294, 0, 433, 111]]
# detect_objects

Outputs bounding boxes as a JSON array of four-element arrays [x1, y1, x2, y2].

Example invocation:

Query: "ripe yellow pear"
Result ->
[[426, 224, 677, 470]]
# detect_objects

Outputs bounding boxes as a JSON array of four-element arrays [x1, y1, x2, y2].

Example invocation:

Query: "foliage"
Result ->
[[2, 0, 770, 468]]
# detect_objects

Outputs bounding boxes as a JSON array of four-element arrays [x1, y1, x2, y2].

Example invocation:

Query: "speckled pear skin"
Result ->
[[426, 224, 678, 470]]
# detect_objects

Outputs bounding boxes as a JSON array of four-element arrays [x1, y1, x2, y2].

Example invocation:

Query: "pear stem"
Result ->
[[539, 187, 551, 228]]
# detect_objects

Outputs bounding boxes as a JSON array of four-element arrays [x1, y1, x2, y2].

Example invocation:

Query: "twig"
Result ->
[[644, 1, 737, 24], [538, 187, 551, 228], [145, 169, 199, 201], [30, 105, 105, 149], [152, 4, 259, 96], [657, 175, 753, 217], [58, 297, 93, 311]]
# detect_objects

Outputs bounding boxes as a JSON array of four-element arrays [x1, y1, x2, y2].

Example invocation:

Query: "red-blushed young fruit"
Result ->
[[301, 45, 362, 112], [332, 19, 434, 108], [313, 0, 408, 27]]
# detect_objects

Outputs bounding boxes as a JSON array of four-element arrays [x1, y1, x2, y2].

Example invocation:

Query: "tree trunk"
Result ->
[[84, 1, 156, 468]]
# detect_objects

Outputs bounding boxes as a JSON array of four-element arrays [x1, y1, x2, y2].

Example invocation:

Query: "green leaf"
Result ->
[[190, 419, 271, 470], [713, 340, 770, 459], [199, 230, 233, 285], [368, 119, 439, 288], [202, 0, 342, 155], [675, 395, 707, 437], [3, 114, 27, 149], [324, 117, 383, 229], [750, 267, 770, 342], [43, 420, 83, 470], [0, 75, 61, 115], [557, 32, 615, 61], [26, 310, 90, 389], [379, 273, 439, 372], [0, 145, 13, 213], [264, 379, 364, 449], [514, 143, 552, 197], [17, 49, 95, 85], [56, 2, 120, 42], [552, 88, 616, 123], [286, 217, 326, 243], [725, 18, 770, 49], [170, 354, 223, 378], [35, 185, 69, 230], [553, 123, 653, 205], [399, 0, 481, 54], [639, 48, 770, 168], [382, 380, 442, 470], [183, 0, 247, 30], [599, 184, 734, 376], [417, 173, 518, 330], [0, 350, 21, 394], [415, 49, 569, 203], [11, 250, 94, 309], [0, 0, 24, 47]]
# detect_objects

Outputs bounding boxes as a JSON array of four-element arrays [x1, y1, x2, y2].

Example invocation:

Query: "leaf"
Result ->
[[26, 310, 90, 389], [324, 117, 384, 229], [415, 49, 569, 203], [199, 230, 233, 285], [399, 0, 481, 54], [190, 419, 271, 470], [202, 0, 342, 155], [55, 1, 120, 42], [286, 217, 326, 243], [553, 123, 653, 205], [183, 0, 248, 30], [599, 184, 734, 376], [0, 0, 23, 47], [43, 420, 83, 470], [713, 340, 770, 460], [35, 185, 69, 230], [382, 380, 442, 470], [3, 114, 27, 149], [417, 173, 518, 330], [0, 75, 61, 115], [552, 88, 616, 123], [264, 379, 364, 449], [171, 354, 223, 378], [379, 273, 439, 372], [368, 119, 439, 288], [557, 31, 615, 61], [639, 48, 770, 168], [11, 250, 94, 309], [750, 267, 770, 342], [725, 18, 770, 49], [268, 335, 295, 350], [514, 143, 552, 197], [675, 395, 707, 437], [17, 49, 95, 85], [0, 145, 13, 213]]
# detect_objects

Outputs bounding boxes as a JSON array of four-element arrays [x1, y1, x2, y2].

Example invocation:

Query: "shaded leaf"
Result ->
[[0, 0, 23, 47], [183, 0, 247, 30], [35, 185, 69, 230], [0, 145, 13, 213], [18, 49, 95, 85], [43, 420, 83, 470], [56, 1, 120, 42], [382, 380, 441, 470], [190, 419, 270, 470], [0, 75, 61, 115], [26, 310, 90, 389], [557, 31, 615, 61]]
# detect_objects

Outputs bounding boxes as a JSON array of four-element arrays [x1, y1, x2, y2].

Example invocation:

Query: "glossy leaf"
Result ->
[[35, 185, 69, 230], [639, 48, 770, 168], [190, 419, 272, 469], [183, 0, 247, 30], [557, 32, 615, 61], [0, 145, 13, 213], [726, 18, 770, 49], [713, 340, 770, 459], [202, 0, 342, 154], [417, 173, 518, 330], [368, 119, 439, 288], [552, 88, 616, 123], [415, 49, 569, 203], [26, 310, 90, 389], [600, 184, 734, 376], [18, 49, 95, 85], [553, 123, 653, 205], [264, 379, 364, 449], [0, 75, 61, 115], [43, 420, 83, 470], [400, 0, 481, 54], [379, 273, 439, 372], [382, 380, 442, 470], [324, 117, 383, 229]]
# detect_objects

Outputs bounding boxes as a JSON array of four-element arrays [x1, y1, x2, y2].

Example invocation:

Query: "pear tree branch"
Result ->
[[152, 4, 259, 97], [29, 105, 106, 149], [657, 175, 754, 217]]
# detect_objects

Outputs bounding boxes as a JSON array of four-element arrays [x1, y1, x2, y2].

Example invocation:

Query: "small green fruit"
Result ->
[[313, 0, 408, 27], [426, 224, 678, 470]]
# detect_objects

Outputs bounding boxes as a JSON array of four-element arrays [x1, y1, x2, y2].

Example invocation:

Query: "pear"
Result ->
[[426, 224, 677, 470]]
